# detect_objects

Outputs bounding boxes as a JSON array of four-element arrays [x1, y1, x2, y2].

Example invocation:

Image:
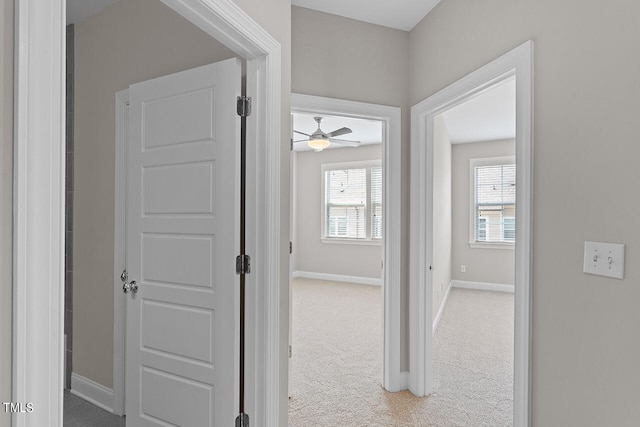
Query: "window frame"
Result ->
[[469, 156, 516, 249], [321, 159, 383, 245]]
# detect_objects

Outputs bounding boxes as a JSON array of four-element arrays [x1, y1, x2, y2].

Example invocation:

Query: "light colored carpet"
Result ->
[[288, 278, 514, 426]]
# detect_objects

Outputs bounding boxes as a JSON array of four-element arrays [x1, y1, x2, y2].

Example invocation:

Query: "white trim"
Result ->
[[291, 93, 403, 392], [292, 271, 382, 286], [451, 280, 515, 293], [321, 238, 382, 247], [17, 0, 283, 426], [469, 242, 515, 250], [70, 373, 115, 414], [112, 90, 129, 417], [410, 41, 533, 427], [432, 281, 452, 334], [13, 1, 66, 426]]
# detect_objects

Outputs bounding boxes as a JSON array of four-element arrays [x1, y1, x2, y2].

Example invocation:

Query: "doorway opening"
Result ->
[[289, 110, 383, 423], [15, 0, 282, 425], [428, 76, 516, 424], [409, 41, 533, 426], [288, 94, 404, 415]]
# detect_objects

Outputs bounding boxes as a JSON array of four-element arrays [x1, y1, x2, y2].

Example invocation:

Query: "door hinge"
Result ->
[[290, 138, 293, 151], [236, 254, 251, 275], [289, 345, 292, 358], [236, 96, 252, 117], [235, 413, 250, 427], [289, 241, 293, 254]]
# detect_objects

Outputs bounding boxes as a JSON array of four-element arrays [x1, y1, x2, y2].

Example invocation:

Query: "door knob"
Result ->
[[123, 280, 138, 294], [121, 269, 139, 294]]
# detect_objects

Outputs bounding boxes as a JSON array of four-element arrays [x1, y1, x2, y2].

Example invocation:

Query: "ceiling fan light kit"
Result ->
[[308, 137, 330, 151], [293, 116, 361, 152]]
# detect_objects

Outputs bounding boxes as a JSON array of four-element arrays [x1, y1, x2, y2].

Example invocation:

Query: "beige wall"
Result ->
[[291, 5, 411, 369], [293, 145, 382, 279], [0, 1, 13, 426], [452, 139, 515, 285], [73, 0, 237, 388], [411, 1, 640, 425], [431, 115, 452, 319]]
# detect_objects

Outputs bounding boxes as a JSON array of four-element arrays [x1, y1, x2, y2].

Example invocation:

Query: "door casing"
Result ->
[[12, 0, 283, 426], [409, 40, 533, 426]]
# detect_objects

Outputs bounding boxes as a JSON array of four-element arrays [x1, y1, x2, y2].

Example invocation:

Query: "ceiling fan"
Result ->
[[293, 116, 361, 152]]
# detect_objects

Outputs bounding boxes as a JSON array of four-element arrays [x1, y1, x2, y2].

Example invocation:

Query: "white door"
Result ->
[[125, 58, 240, 426]]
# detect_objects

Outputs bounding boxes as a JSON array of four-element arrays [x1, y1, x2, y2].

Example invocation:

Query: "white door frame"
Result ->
[[13, 0, 283, 426], [290, 93, 405, 391], [409, 40, 533, 426]]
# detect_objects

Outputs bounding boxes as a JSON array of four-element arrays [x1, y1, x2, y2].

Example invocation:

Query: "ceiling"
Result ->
[[67, 0, 118, 24], [68, 0, 513, 145], [292, 113, 382, 152], [441, 79, 516, 144], [70, 0, 442, 31], [291, 0, 442, 31]]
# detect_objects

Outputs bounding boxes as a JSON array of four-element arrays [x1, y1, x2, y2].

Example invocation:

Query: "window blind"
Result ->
[[325, 168, 367, 238], [370, 166, 382, 239], [474, 164, 516, 242]]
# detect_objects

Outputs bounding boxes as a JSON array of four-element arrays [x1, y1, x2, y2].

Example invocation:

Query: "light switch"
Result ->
[[583, 241, 625, 279]]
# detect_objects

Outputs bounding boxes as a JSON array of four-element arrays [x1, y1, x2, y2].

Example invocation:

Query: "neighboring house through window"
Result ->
[[323, 160, 382, 242], [470, 156, 515, 247]]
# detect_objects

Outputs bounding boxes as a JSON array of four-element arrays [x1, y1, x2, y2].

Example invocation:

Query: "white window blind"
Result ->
[[325, 168, 367, 238], [370, 166, 382, 239], [474, 163, 516, 242], [323, 162, 382, 241]]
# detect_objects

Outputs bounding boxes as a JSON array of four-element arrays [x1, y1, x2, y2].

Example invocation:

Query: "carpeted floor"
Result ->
[[288, 278, 514, 426]]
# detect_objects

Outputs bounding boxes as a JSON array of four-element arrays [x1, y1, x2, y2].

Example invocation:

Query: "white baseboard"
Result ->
[[292, 271, 382, 286], [399, 371, 410, 390], [451, 279, 514, 293], [70, 373, 114, 413], [432, 281, 452, 334]]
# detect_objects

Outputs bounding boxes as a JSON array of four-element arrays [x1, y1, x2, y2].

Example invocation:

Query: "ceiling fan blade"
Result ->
[[293, 139, 307, 143], [327, 127, 352, 138], [294, 130, 310, 137], [330, 138, 361, 147]]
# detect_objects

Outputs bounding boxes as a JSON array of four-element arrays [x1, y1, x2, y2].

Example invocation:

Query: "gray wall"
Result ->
[[65, 23, 75, 391], [73, 0, 236, 389], [293, 144, 382, 279], [0, 1, 13, 426], [291, 5, 411, 369], [431, 115, 452, 318], [451, 139, 515, 285], [410, 0, 640, 424]]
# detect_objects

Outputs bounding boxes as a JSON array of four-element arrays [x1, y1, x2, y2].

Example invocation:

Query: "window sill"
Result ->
[[469, 241, 515, 250], [322, 238, 382, 247]]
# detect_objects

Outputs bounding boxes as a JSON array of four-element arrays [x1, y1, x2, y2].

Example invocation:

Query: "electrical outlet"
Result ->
[[460, 265, 466, 273]]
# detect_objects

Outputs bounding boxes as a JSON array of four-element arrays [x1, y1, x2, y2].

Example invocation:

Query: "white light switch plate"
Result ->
[[583, 241, 625, 279]]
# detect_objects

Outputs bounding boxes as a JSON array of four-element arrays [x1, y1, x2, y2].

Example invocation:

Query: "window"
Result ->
[[323, 161, 382, 242], [471, 157, 515, 245]]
